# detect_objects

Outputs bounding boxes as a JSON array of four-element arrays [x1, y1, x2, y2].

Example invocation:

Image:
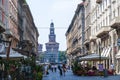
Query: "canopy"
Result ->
[[0, 48, 27, 59], [79, 53, 109, 61], [116, 50, 120, 59], [0, 52, 24, 59]]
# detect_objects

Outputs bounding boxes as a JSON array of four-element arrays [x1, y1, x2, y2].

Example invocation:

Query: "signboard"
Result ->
[[98, 64, 103, 71], [117, 39, 120, 46]]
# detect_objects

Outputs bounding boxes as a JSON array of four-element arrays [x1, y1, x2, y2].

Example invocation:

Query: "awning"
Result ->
[[102, 47, 111, 57], [79, 53, 109, 61], [104, 47, 111, 57], [0, 48, 27, 59], [12, 48, 29, 56], [0, 52, 23, 58], [116, 50, 120, 59], [101, 47, 106, 56]]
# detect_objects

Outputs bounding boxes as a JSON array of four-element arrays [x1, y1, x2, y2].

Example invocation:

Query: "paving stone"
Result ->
[[42, 69, 120, 80]]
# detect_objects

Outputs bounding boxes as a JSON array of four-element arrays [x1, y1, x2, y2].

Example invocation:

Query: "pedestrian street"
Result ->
[[42, 69, 120, 80]]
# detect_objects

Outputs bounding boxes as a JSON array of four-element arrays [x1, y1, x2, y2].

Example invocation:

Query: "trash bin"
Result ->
[[103, 69, 108, 77]]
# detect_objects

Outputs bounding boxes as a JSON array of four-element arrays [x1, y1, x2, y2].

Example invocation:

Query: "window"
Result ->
[[0, 10, 2, 22], [113, 10, 115, 17], [0, 0, 2, 5], [109, 14, 111, 23]]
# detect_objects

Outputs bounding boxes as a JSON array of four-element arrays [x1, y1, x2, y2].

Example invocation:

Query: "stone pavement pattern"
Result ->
[[42, 69, 120, 80]]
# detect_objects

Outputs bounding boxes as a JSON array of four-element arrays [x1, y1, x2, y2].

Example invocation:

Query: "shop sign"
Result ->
[[98, 64, 103, 71]]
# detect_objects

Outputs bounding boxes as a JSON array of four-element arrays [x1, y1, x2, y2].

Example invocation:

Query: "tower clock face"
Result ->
[[51, 31, 53, 33]]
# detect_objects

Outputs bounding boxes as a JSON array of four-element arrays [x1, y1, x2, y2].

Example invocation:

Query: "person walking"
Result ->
[[51, 65, 54, 72], [54, 65, 57, 72], [58, 65, 62, 76], [110, 63, 115, 75], [44, 64, 48, 76], [62, 64, 66, 76]]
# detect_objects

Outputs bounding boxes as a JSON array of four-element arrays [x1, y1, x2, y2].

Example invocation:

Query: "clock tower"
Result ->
[[45, 22, 59, 63], [49, 22, 55, 42]]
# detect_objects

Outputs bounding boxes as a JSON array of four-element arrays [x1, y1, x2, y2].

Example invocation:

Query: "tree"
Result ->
[[59, 51, 67, 63]]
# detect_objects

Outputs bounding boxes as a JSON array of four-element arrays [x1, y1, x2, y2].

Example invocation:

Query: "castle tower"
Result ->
[[45, 22, 59, 63]]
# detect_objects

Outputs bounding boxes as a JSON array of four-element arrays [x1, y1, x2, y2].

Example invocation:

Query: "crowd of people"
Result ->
[[43, 63, 69, 76]]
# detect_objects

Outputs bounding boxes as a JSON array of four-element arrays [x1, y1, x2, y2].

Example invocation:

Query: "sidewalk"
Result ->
[[42, 69, 120, 80]]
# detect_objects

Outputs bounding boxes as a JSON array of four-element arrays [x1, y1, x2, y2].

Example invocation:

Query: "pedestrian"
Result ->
[[58, 65, 62, 76], [51, 65, 54, 72], [110, 63, 115, 75], [44, 64, 48, 76], [92, 65, 97, 71], [62, 64, 66, 76], [53, 65, 55, 72], [7, 71, 12, 80]]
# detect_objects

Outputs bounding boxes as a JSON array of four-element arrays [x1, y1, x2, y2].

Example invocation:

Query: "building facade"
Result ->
[[17, 0, 24, 42], [84, 0, 91, 54], [38, 44, 44, 62], [66, 2, 85, 62], [45, 22, 59, 63], [0, 0, 9, 54], [21, 3, 39, 56], [66, 0, 120, 74], [0, 0, 39, 58], [88, 0, 120, 73], [7, 0, 19, 48], [0, 0, 8, 34], [38, 44, 43, 53]]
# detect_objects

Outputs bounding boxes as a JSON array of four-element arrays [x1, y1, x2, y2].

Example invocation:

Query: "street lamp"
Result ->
[[99, 42, 101, 63], [98, 41, 104, 72]]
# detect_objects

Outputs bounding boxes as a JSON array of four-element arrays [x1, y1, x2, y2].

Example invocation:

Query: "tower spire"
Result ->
[[49, 21, 55, 42]]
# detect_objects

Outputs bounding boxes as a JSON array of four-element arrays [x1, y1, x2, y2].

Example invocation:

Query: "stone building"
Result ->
[[17, 0, 24, 42], [38, 44, 43, 53], [0, 0, 19, 56], [38, 44, 44, 62], [83, 0, 120, 73], [0, 0, 8, 34], [0, 0, 9, 54], [84, 0, 91, 54], [66, 2, 85, 61], [0, 0, 39, 58], [66, 0, 120, 74], [7, 0, 19, 48], [45, 22, 59, 64], [21, 3, 39, 56]]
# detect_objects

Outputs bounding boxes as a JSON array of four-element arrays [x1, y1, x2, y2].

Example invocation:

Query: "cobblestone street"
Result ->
[[42, 69, 120, 80]]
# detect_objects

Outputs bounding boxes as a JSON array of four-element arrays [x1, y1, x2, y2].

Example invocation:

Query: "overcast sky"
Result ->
[[26, 0, 82, 51]]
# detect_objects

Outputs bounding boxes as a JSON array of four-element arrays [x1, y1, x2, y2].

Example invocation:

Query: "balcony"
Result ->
[[96, 0, 102, 4], [110, 17, 120, 29], [84, 39, 90, 45], [89, 35, 97, 42], [96, 26, 111, 38], [71, 47, 78, 55]]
